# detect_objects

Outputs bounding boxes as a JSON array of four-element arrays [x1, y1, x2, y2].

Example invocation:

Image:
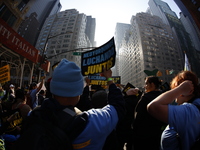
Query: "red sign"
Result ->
[[0, 18, 39, 63]]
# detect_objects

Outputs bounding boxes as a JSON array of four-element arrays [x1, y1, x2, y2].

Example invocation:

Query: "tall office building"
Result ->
[[85, 16, 96, 47], [18, 12, 40, 46], [0, 0, 35, 31], [35, 9, 95, 77], [173, 0, 200, 52], [174, 0, 200, 31], [113, 23, 130, 76], [179, 12, 200, 52], [18, 0, 61, 46], [25, 0, 61, 25], [148, 0, 200, 78], [148, 0, 178, 24], [119, 13, 183, 88]]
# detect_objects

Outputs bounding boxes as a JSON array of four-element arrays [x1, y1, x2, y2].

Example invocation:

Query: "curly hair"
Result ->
[[170, 71, 199, 97]]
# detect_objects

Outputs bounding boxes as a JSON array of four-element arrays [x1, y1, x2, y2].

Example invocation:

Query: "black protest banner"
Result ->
[[81, 37, 116, 76], [88, 75, 120, 86], [122, 82, 135, 95], [160, 82, 170, 92]]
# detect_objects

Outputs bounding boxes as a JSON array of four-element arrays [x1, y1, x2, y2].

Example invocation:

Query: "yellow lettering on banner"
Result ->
[[84, 57, 113, 75], [124, 87, 131, 93], [90, 80, 108, 86], [113, 77, 120, 83], [90, 80, 99, 85], [73, 139, 91, 149]]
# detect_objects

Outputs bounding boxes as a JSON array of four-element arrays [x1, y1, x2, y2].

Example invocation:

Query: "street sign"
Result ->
[[73, 52, 82, 56]]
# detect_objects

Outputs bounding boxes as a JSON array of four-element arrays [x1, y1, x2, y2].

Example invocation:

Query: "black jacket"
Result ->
[[133, 91, 167, 138]]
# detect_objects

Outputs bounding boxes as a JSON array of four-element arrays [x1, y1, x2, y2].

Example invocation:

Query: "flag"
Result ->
[[144, 69, 158, 76], [156, 70, 162, 77], [166, 70, 170, 75], [184, 53, 191, 71], [169, 69, 174, 75], [166, 69, 174, 75]]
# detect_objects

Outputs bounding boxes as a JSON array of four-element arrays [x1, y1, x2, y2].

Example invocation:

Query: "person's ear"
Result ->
[[188, 89, 194, 96], [151, 82, 155, 88]]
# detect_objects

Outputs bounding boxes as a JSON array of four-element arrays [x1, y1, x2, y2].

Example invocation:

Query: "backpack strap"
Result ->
[[55, 107, 88, 142], [62, 108, 76, 116]]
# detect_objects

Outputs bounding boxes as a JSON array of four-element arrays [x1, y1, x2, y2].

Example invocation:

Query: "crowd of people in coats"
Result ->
[[0, 58, 200, 150]]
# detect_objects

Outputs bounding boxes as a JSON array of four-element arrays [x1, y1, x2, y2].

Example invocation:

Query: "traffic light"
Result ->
[[43, 55, 48, 64]]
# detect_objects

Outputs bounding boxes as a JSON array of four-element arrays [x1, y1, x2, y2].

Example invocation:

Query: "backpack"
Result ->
[[14, 106, 88, 150]]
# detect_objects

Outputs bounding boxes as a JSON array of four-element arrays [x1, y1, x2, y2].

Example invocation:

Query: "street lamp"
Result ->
[[37, 31, 73, 81], [41, 31, 73, 64]]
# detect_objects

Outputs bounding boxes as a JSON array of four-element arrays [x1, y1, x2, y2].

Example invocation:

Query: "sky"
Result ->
[[59, 0, 181, 47]]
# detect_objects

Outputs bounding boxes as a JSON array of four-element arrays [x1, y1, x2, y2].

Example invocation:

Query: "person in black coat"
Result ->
[[116, 88, 141, 150], [132, 76, 167, 150]]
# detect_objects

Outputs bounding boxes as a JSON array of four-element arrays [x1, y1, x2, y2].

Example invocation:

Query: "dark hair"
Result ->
[[91, 90, 108, 108], [145, 76, 162, 89], [91, 85, 104, 91], [29, 82, 37, 90]]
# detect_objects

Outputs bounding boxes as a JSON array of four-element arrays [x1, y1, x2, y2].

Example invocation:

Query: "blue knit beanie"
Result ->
[[50, 58, 84, 97]]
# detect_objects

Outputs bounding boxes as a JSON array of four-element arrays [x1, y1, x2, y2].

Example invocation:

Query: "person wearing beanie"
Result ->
[[19, 58, 125, 150]]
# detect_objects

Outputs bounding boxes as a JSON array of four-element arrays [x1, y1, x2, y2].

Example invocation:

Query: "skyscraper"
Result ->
[[35, 9, 95, 77], [114, 23, 130, 76], [119, 13, 183, 88], [174, 0, 200, 31], [18, 0, 61, 46], [148, 0, 200, 77], [85, 16, 96, 47]]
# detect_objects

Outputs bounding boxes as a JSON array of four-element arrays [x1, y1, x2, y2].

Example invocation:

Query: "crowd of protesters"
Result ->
[[0, 59, 199, 150]]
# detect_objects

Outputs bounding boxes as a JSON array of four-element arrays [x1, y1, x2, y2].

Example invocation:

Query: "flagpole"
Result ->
[[184, 51, 191, 71]]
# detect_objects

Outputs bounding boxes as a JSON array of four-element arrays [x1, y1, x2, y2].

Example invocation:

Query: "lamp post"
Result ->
[[37, 31, 73, 81]]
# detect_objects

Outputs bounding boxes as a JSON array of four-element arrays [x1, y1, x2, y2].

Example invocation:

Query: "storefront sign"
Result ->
[[0, 18, 39, 63]]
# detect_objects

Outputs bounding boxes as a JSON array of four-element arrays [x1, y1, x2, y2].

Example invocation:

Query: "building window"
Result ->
[[63, 44, 68, 47], [0, 3, 17, 27], [17, 0, 28, 11]]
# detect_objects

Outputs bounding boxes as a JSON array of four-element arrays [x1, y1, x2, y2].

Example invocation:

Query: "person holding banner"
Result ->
[[147, 71, 200, 150], [28, 77, 46, 109], [17, 59, 125, 150], [75, 77, 92, 111], [50, 59, 125, 149], [116, 87, 141, 150]]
